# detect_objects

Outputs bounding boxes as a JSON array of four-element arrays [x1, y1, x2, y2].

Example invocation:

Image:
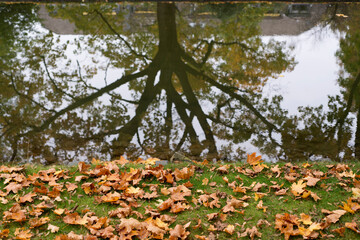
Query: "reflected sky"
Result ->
[[0, 2, 359, 164]]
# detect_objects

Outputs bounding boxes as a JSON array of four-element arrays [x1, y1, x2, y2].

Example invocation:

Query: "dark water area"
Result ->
[[0, 2, 359, 164]]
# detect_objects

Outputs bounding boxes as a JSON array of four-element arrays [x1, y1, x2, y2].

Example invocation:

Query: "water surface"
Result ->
[[1, 2, 359, 163]]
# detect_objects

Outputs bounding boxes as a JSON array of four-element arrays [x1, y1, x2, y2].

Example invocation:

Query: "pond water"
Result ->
[[0, 2, 360, 164]]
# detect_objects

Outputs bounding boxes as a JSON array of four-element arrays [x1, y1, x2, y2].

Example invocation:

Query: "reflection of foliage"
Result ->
[[0, 3, 295, 163]]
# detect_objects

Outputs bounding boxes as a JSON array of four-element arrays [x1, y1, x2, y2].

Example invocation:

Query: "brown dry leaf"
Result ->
[[256, 200, 267, 212], [217, 165, 230, 174], [48, 224, 60, 233], [63, 212, 88, 225], [161, 187, 170, 196], [29, 217, 50, 228], [14, 228, 33, 240], [331, 227, 346, 236], [291, 180, 306, 196], [0, 229, 9, 238], [340, 198, 360, 214], [257, 219, 271, 228], [202, 178, 209, 186], [169, 222, 191, 240], [275, 188, 288, 196], [299, 213, 312, 225], [170, 202, 190, 213], [19, 192, 36, 203], [275, 213, 300, 240], [304, 176, 320, 187], [224, 224, 235, 235], [173, 166, 195, 181], [158, 198, 175, 211], [194, 235, 208, 240], [323, 209, 346, 224], [101, 192, 121, 203], [270, 165, 282, 178], [247, 152, 262, 166], [54, 208, 65, 215], [240, 226, 262, 240], [207, 213, 218, 221], [193, 219, 202, 229], [5, 182, 23, 194], [345, 221, 360, 234], [65, 182, 78, 192], [68, 231, 84, 240]]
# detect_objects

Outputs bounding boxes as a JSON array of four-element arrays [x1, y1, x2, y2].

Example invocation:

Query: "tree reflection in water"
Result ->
[[1, 3, 359, 164]]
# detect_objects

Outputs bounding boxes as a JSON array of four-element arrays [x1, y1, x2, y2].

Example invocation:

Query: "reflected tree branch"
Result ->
[[94, 9, 151, 62]]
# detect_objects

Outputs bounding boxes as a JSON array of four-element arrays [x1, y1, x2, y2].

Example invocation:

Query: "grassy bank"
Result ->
[[1, 156, 360, 239]]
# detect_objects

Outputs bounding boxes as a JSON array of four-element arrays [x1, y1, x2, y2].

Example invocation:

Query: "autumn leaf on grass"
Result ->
[[304, 176, 320, 187], [19, 192, 36, 203], [275, 213, 300, 240], [63, 212, 88, 225], [322, 209, 346, 224], [173, 166, 195, 181], [169, 222, 191, 240], [217, 165, 230, 174], [14, 228, 33, 240], [0, 229, 9, 238], [291, 180, 306, 197], [202, 178, 209, 186], [340, 198, 360, 214], [65, 182, 78, 192], [3, 204, 27, 222], [299, 222, 322, 239], [29, 217, 50, 228], [47, 224, 59, 233], [332, 227, 346, 237], [101, 192, 121, 203], [5, 182, 23, 194], [345, 221, 360, 234], [247, 152, 262, 166], [240, 226, 262, 240], [53, 208, 65, 215], [256, 200, 267, 212], [224, 224, 235, 235]]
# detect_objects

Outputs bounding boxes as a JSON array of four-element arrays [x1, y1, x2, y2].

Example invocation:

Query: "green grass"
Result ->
[[1, 160, 360, 239]]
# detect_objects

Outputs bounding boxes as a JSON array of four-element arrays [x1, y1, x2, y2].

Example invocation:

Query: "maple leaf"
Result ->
[[247, 152, 262, 166], [0, 229, 9, 238], [291, 180, 306, 196], [340, 198, 360, 214], [170, 202, 190, 213], [158, 198, 175, 211], [54, 208, 65, 215], [5, 182, 23, 194], [256, 200, 267, 212], [275, 213, 300, 240], [65, 182, 78, 192], [30, 217, 50, 228], [63, 212, 88, 225], [19, 192, 36, 203], [304, 176, 320, 187], [217, 165, 230, 174], [322, 209, 346, 225], [14, 228, 33, 240], [173, 166, 195, 181], [48, 224, 60, 233], [298, 213, 312, 225], [331, 227, 346, 236], [101, 192, 121, 203], [240, 226, 262, 240], [275, 188, 288, 196], [224, 224, 235, 235], [169, 222, 191, 240], [345, 221, 360, 234]]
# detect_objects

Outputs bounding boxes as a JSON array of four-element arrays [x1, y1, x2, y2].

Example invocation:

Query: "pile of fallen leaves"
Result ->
[[0, 154, 360, 239]]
